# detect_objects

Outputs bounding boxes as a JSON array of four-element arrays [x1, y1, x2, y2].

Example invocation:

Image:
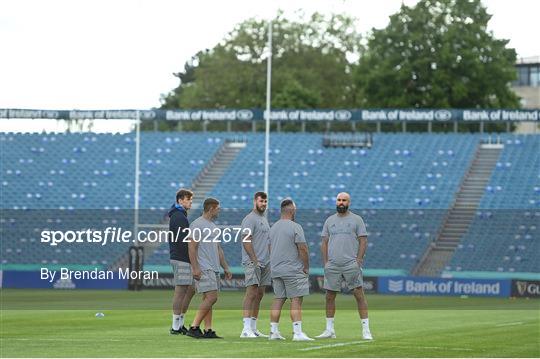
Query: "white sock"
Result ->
[[172, 314, 181, 330], [361, 318, 370, 331], [250, 317, 257, 331], [326, 317, 334, 331], [179, 314, 184, 327], [292, 321, 302, 335], [243, 317, 252, 331], [270, 322, 279, 333]]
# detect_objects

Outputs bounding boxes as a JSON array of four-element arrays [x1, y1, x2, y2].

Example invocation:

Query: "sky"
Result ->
[[0, 0, 539, 112]]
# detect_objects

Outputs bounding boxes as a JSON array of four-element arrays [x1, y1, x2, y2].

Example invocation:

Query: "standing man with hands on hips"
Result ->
[[316, 192, 373, 340], [240, 192, 271, 338]]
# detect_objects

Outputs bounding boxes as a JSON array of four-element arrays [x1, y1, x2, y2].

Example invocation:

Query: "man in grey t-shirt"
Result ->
[[240, 192, 271, 338], [316, 192, 373, 340], [186, 197, 232, 339], [268, 199, 313, 341]]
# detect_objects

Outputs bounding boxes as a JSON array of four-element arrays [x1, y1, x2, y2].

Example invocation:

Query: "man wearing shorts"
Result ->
[[240, 191, 271, 338], [316, 192, 373, 340], [186, 197, 232, 339], [168, 189, 194, 335], [268, 199, 313, 341]]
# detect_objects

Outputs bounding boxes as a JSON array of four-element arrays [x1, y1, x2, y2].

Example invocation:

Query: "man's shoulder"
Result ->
[[242, 211, 258, 223], [269, 219, 281, 229], [169, 209, 188, 227], [270, 219, 293, 230], [191, 216, 207, 227], [326, 213, 338, 221], [347, 211, 364, 221], [171, 208, 187, 219]]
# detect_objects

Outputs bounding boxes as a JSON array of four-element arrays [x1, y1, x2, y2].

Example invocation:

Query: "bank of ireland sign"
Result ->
[[379, 276, 510, 297]]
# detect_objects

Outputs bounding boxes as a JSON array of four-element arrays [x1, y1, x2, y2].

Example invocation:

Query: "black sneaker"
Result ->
[[203, 329, 223, 339], [179, 325, 188, 335], [186, 326, 204, 339], [170, 325, 188, 335]]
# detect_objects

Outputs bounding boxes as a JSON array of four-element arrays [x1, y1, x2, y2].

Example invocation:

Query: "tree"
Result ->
[[159, 56, 198, 109], [354, 0, 520, 109], [160, 11, 363, 110]]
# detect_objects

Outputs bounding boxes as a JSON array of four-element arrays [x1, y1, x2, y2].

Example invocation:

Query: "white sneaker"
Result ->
[[269, 331, 286, 340], [362, 330, 373, 340], [253, 329, 269, 338], [293, 332, 314, 341], [315, 329, 336, 339], [240, 329, 258, 338]]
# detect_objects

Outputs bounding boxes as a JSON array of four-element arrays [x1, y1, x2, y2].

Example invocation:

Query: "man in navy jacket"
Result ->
[[169, 188, 194, 335]]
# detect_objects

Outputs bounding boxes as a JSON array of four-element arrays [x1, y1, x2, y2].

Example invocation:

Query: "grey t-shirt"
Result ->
[[189, 216, 220, 272], [269, 219, 307, 278], [322, 212, 367, 267], [241, 211, 270, 266]]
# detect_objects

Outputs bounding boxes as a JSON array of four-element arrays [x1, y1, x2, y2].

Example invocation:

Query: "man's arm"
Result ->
[[241, 218, 259, 265], [296, 242, 310, 274], [242, 235, 259, 265], [179, 214, 189, 231], [320, 219, 329, 266], [169, 212, 185, 241], [188, 238, 201, 280], [321, 236, 329, 266], [356, 235, 367, 266], [218, 244, 232, 279], [177, 215, 190, 242]]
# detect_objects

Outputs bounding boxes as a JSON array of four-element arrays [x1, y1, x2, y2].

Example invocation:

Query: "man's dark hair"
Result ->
[[176, 188, 193, 203], [280, 198, 294, 212], [254, 191, 267, 200], [203, 197, 220, 213]]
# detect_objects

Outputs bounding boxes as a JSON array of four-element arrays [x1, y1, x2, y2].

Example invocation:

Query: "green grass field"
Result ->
[[1, 289, 539, 357]]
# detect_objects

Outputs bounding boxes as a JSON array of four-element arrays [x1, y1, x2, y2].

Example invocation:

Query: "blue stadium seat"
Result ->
[[1, 132, 538, 273]]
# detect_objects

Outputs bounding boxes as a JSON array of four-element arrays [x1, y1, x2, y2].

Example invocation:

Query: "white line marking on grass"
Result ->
[[298, 341, 473, 353], [298, 341, 369, 351], [11, 339, 293, 344], [388, 345, 473, 352], [10, 338, 125, 342], [496, 322, 524, 327]]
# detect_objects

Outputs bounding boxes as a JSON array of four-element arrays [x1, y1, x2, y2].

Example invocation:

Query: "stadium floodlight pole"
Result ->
[[134, 110, 141, 246], [264, 19, 272, 201]]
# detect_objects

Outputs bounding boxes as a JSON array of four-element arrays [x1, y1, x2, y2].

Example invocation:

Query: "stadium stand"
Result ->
[[213, 133, 477, 209], [0, 210, 135, 268], [446, 210, 539, 273], [479, 136, 539, 209], [447, 135, 540, 273], [1, 132, 223, 268], [1, 133, 222, 209], [1, 132, 538, 274]]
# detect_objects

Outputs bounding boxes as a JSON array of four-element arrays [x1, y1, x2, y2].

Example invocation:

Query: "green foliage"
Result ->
[[354, 0, 520, 109], [157, 3, 521, 133], [160, 12, 362, 110]]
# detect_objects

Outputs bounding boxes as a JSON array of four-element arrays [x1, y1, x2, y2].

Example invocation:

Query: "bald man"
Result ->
[[316, 192, 373, 340], [268, 198, 313, 341]]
